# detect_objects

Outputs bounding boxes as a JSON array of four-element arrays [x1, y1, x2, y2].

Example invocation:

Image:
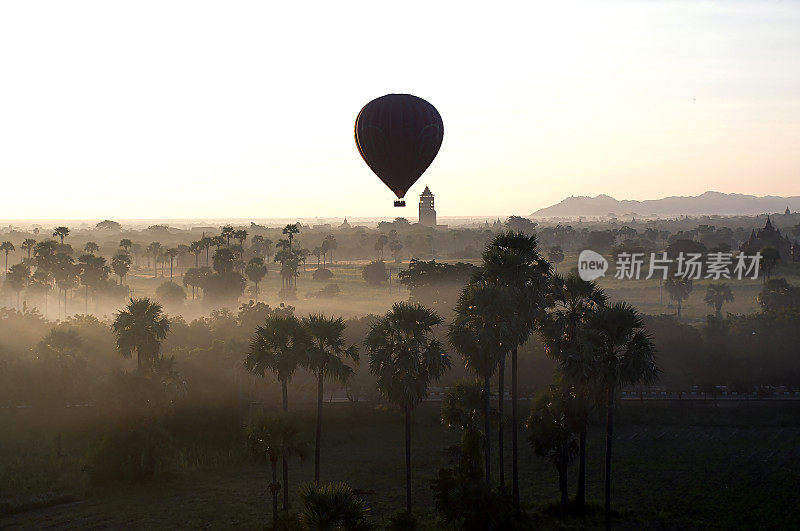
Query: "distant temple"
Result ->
[[785, 207, 791, 215], [739, 216, 798, 260], [340, 217, 350, 229], [419, 186, 437, 228]]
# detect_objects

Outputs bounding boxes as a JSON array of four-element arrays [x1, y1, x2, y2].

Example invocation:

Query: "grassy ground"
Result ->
[[2, 401, 799, 529]]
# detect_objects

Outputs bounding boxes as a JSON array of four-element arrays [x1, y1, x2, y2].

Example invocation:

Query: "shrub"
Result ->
[[317, 284, 340, 298], [156, 281, 186, 308], [361, 261, 388, 285], [89, 415, 174, 485], [312, 268, 333, 281]]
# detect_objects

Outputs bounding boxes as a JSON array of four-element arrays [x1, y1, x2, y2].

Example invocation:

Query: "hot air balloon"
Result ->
[[354, 94, 443, 207]]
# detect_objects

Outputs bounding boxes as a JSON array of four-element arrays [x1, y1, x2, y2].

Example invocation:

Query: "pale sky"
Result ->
[[1, 1, 798, 220]]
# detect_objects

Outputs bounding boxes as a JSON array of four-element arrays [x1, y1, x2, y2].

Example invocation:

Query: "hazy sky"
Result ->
[[1, 1, 798, 220]]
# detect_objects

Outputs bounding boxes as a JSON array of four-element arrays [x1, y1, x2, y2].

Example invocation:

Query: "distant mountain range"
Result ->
[[530, 191, 800, 218]]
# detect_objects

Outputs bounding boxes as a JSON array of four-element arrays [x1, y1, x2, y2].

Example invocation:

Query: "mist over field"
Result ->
[[1, 213, 799, 529]]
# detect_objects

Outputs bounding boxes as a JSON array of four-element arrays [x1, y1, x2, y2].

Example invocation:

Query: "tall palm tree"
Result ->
[[246, 414, 308, 528], [245, 257, 268, 302], [111, 252, 132, 285], [165, 248, 179, 280], [301, 314, 358, 484], [283, 223, 300, 250], [146, 242, 162, 278], [21, 238, 36, 259], [84, 242, 99, 255], [582, 302, 658, 530], [245, 314, 309, 510], [448, 282, 511, 486], [704, 282, 734, 318], [0, 241, 15, 274], [234, 229, 248, 247], [6, 263, 30, 308], [365, 302, 450, 513], [111, 298, 170, 371], [538, 272, 606, 509], [119, 238, 132, 253], [665, 276, 693, 319], [221, 225, 235, 247], [476, 231, 550, 511], [52, 226, 70, 244]]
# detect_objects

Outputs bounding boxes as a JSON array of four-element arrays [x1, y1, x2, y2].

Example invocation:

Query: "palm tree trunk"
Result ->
[[405, 405, 412, 514], [85, 286, 89, 314], [483, 373, 491, 486], [282, 379, 289, 511], [576, 424, 587, 510], [498, 355, 505, 490], [271, 459, 279, 529], [512, 346, 520, 516], [315, 372, 323, 484], [605, 384, 614, 531]]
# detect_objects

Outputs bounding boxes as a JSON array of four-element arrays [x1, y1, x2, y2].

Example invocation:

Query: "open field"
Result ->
[[2, 401, 799, 529]]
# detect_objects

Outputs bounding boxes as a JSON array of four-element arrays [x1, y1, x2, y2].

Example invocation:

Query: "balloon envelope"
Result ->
[[354, 94, 444, 200]]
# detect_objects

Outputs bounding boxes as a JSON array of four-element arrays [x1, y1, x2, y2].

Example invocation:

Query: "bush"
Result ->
[[317, 284, 340, 298], [312, 268, 333, 281], [89, 415, 174, 485], [156, 281, 186, 308], [361, 261, 388, 285]]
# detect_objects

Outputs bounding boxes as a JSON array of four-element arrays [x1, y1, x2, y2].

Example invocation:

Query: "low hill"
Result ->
[[531, 191, 800, 218]]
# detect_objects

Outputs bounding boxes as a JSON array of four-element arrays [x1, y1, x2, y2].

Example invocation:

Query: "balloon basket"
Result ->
[[394, 200, 406, 207]]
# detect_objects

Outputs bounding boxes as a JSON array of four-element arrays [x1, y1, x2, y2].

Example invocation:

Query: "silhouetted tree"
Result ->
[[111, 298, 170, 372], [301, 314, 358, 483], [665, 276, 693, 319], [704, 283, 734, 318], [111, 252, 132, 285], [246, 414, 308, 527], [52, 226, 70, 244], [245, 257, 267, 302], [365, 302, 450, 513], [0, 241, 15, 273], [245, 314, 308, 510]]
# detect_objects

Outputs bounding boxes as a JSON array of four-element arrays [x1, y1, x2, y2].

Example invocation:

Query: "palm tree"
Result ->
[[246, 414, 308, 528], [665, 276, 693, 319], [6, 263, 30, 308], [165, 248, 179, 281], [538, 272, 606, 509], [476, 231, 550, 511], [301, 314, 358, 484], [283, 223, 300, 250], [111, 252, 132, 285], [527, 383, 579, 512], [448, 282, 511, 485], [245, 257, 268, 302], [21, 238, 36, 259], [704, 282, 734, 318], [245, 314, 309, 510], [365, 302, 450, 513], [119, 238, 132, 253], [111, 298, 170, 371], [234, 229, 248, 247], [0, 241, 15, 274], [189, 241, 203, 267], [221, 225, 235, 247], [582, 302, 658, 530], [146, 242, 162, 278], [52, 226, 70, 244], [323, 234, 337, 263], [84, 242, 99, 255], [297, 482, 373, 530]]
